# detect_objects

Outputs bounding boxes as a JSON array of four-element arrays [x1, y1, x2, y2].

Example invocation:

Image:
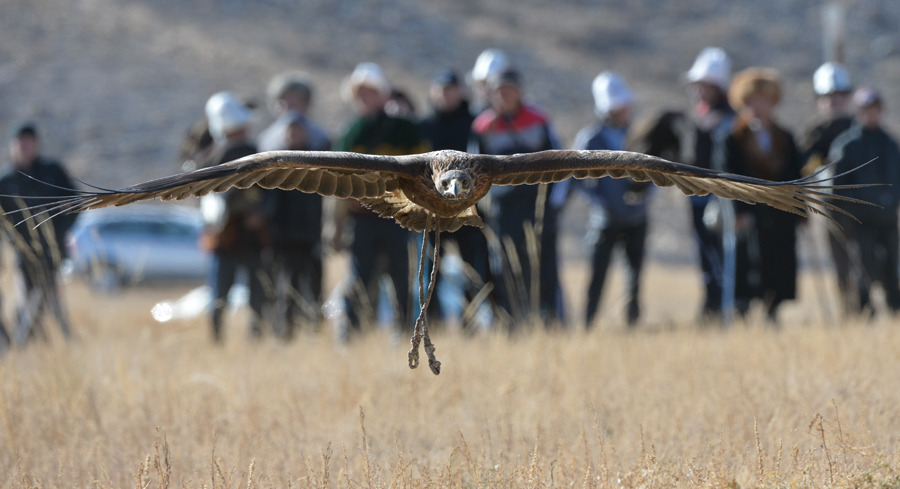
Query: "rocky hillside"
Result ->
[[1, 0, 899, 261]]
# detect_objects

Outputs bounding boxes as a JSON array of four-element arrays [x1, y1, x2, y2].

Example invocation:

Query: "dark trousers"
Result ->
[[451, 225, 491, 290], [210, 251, 267, 342], [490, 203, 538, 324], [851, 216, 900, 312], [539, 202, 563, 322], [14, 257, 71, 344], [418, 226, 490, 321], [691, 201, 723, 315], [585, 221, 648, 328], [345, 215, 412, 331], [828, 213, 858, 315], [490, 189, 562, 325], [270, 243, 322, 340]]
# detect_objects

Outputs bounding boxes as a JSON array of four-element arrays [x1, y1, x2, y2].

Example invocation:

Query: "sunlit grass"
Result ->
[[2, 262, 900, 488]]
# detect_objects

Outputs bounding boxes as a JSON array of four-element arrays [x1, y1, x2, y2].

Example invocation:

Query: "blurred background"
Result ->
[[1, 0, 898, 268]]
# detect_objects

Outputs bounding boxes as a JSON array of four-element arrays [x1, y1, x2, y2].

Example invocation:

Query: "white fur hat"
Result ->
[[592, 71, 635, 117], [813, 62, 852, 95], [684, 47, 731, 91], [205, 91, 252, 143]]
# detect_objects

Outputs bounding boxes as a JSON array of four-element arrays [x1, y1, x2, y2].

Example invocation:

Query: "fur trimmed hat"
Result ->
[[728, 67, 782, 109]]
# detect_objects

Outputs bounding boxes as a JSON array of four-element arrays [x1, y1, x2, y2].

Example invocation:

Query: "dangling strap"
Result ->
[[408, 215, 442, 374]]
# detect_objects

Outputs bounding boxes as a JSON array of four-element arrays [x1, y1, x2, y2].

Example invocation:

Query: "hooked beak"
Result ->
[[447, 178, 462, 198], [439, 171, 471, 199]]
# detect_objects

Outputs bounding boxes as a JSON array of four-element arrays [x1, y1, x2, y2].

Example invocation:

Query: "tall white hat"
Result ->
[[592, 71, 635, 117], [205, 91, 252, 143], [471, 48, 510, 83], [813, 61, 852, 95], [684, 47, 731, 91]]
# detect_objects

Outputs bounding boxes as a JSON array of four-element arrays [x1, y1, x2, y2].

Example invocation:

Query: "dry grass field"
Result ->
[[3, 1, 900, 486], [2, 257, 900, 489]]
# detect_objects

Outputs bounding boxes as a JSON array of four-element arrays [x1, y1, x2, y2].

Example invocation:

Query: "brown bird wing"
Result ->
[[484, 149, 867, 220], [22, 150, 428, 220]]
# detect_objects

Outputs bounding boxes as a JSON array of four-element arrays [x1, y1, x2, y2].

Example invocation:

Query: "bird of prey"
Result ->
[[11, 149, 863, 374]]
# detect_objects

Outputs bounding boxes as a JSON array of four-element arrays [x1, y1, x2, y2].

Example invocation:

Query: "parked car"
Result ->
[[63, 204, 210, 291]]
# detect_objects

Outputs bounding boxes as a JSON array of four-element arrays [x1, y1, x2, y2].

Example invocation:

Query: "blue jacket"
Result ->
[[551, 122, 653, 228]]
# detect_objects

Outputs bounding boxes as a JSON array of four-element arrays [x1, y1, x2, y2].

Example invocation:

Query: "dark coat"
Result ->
[[829, 123, 900, 223], [334, 109, 431, 219], [0, 157, 77, 267], [800, 114, 853, 171], [725, 116, 802, 304], [263, 189, 323, 250], [420, 100, 474, 152]]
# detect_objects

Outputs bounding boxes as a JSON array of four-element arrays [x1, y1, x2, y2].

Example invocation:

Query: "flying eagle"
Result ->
[[12, 149, 862, 374]]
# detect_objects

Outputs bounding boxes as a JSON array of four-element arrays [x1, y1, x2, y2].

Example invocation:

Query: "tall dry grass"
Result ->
[[2, 263, 900, 488]]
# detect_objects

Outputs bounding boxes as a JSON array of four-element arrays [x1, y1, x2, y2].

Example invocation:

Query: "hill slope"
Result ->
[[1, 0, 898, 262]]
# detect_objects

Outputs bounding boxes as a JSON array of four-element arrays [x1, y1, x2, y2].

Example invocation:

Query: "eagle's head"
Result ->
[[436, 170, 474, 200]]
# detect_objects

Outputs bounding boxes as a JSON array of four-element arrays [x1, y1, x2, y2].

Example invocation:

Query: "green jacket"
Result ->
[[334, 110, 430, 156]]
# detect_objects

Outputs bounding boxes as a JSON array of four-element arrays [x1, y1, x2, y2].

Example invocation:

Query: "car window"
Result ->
[[157, 221, 197, 238], [99, 221, 154, 235], [97, 218, 198, 238]]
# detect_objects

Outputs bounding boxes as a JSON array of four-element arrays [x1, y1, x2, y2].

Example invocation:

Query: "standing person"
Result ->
[[258, 70, 331, 152], [682, 47, 735, 322], [801, 62, 854, 175], [724, 68, 803, 323], [201, 92, 269, 343], [262, 114, 326, 340], [551, 72, 651, 328], [800, 62, 856, 315], [333, 62, 429, 336], [470, 68, 562, 326], [421, 70, 474, 152], [0, 122, 76, 343], [420, 69, 490, 326], [829, 86, 900, 317], [257, 71, 331, 340]]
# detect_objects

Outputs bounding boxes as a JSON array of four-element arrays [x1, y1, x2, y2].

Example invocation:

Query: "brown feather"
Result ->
[[9, 148, 868, 232], [484, 149, 867, 221]]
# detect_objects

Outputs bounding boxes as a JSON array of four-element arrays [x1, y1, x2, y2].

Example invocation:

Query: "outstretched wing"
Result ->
[[20, 150, 429, 220], [484, 149, 867, 219]]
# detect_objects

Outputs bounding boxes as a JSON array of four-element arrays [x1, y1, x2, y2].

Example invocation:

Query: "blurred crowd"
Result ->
[[1, 46, 899, 347]]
